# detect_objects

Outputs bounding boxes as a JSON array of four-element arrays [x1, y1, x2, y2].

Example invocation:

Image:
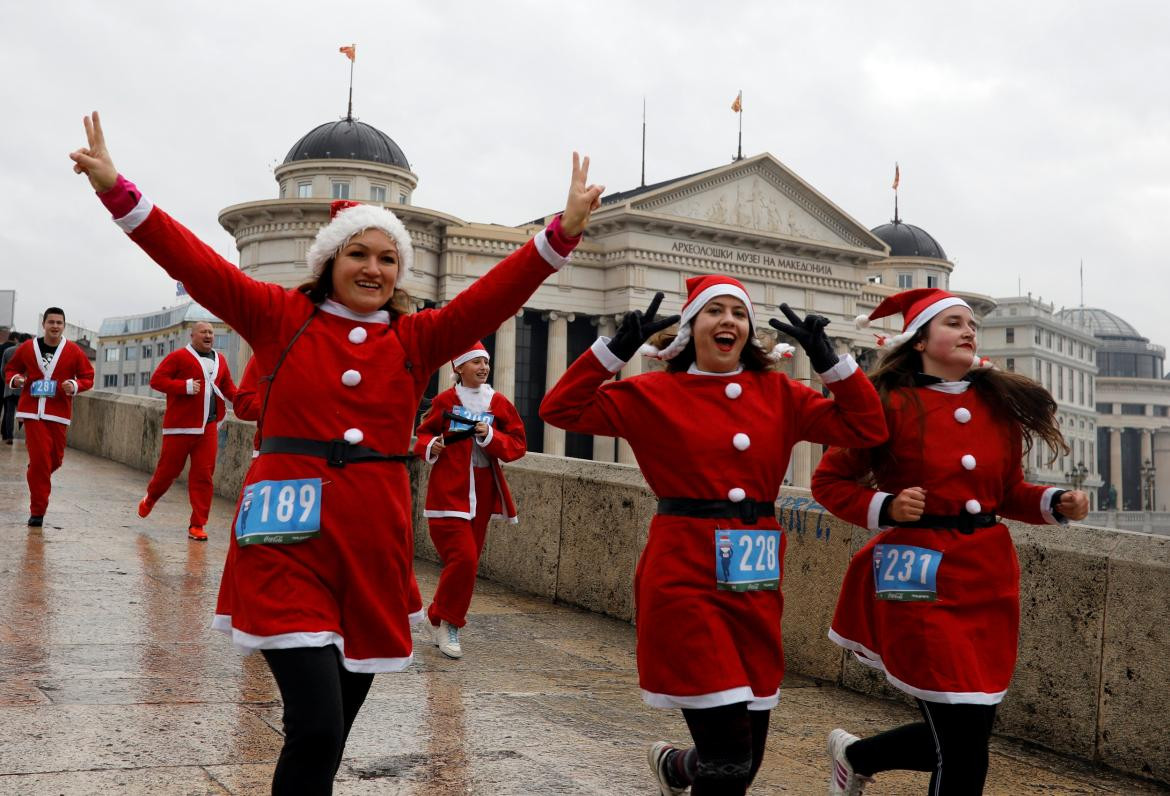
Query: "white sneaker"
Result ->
[[647, 741, 687, 795], [434, 620, 463, 659], [828, 729, 872, 795]]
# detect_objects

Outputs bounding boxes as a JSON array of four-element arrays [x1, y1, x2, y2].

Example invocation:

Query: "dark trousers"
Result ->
[[673, 702, 771, 795], [1, 395, 17, 440], [846, 699, 997, 795], [262, 646, 375, 796]]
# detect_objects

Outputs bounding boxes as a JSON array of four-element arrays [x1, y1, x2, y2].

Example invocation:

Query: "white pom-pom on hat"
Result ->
[[854, 314, 871, 329]]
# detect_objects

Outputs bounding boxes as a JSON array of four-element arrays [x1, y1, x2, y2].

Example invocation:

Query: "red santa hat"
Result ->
[[640, 275, 794, 361], [452, 341, 490, 370], [855, 288, 972, 350], [306, 200, 414, 278]]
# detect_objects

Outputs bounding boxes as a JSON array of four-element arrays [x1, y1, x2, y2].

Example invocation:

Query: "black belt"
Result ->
[[259, 437, 413, 468], [898, 512, 999, 534], [657, 497, 775, 525]]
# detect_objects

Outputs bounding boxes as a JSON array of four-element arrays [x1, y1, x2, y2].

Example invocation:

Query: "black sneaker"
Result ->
[[27, 515, 43, 527]]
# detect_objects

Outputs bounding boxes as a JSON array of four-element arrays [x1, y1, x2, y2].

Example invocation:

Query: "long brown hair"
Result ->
[[856, 323, 1069, 487], [297, 258, 414, 317]]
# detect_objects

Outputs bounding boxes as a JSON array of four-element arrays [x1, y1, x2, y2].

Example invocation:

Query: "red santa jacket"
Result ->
[[413, 384, 526, 522], [150, 345, 238, 434], [812, 382, 1061, 530], [4, 338, 95, 425]]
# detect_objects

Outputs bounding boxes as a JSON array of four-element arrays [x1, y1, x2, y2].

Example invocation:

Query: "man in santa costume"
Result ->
[[138, 321, 237, 541], [4, 307, 95, 526], [413, 342, 526, 658]]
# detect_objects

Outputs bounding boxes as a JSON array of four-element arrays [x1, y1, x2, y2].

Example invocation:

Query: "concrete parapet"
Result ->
[[67, 391, 1170, 785]]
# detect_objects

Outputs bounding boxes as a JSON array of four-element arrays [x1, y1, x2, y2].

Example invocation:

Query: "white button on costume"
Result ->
[[954, 407, 971, 423], [725, 383, 743, 399], [343, 428, 364, 445], [965, 499, 982, 514], [961, 454, 976, 470], [348, 327, 368, 344], [733, 433, 751, 451], [342, 369, 362, 387], [728, 487, 747, 503]]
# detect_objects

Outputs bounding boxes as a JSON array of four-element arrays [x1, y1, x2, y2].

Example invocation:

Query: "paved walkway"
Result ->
[[0, 442, 1165, 794]]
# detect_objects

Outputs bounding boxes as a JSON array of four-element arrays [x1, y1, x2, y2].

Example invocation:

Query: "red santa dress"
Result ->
[[540, 339, 887, 710], [97, 176, 575, 672], [4, 337, 94, 515], [413, 381, 526, 627], [145, 345, 238, 527], [813, 380, 1063, 704]]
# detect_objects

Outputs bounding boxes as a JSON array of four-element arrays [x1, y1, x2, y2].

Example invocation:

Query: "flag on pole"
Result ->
[[731, 91, 742, 113], [339, 44, 356, 61], [892, 162, 900, 190]]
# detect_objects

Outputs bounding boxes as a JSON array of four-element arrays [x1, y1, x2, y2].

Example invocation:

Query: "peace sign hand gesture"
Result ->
[[606, 292, 681, 363], [769, 303, 839, 373], [69, 111, 118, 192], [560, 152, 605, 237]]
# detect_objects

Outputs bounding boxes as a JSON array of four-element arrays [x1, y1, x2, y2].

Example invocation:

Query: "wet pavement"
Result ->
[[1, 442, 1166, 795]]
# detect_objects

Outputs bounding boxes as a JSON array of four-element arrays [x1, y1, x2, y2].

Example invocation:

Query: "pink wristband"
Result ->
[[97, 174, 142, 218], [546, 214, 582, 257]]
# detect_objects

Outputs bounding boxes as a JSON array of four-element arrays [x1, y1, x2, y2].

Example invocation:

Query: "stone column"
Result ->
[[791, 352, 812, 487], [1109, 427, 1123, 509], [493, 314, 517, 398], [543, 312, 569, 456], [592, 316, 617, 463], [618, 320, 642, 465], [1141, 429, 1154, 510]]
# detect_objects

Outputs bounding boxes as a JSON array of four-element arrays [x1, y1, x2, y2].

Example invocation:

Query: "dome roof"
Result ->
[[870, 219, 947, 260], [1054, 307, 1146, 342], [283, 119, 410, 168]]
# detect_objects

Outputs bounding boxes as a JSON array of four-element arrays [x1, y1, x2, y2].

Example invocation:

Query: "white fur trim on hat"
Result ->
[[641, 282, 759, 361], [854, 314, 871, 329], [306, 204, 414, 278], [452, 348, 491, 369]]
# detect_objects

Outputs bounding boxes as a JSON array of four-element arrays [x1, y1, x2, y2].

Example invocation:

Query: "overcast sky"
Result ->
[[3, 1, 1168, 359]]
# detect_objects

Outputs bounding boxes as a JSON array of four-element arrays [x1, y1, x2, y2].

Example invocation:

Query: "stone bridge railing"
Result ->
[[66, 391, 1170, 785]]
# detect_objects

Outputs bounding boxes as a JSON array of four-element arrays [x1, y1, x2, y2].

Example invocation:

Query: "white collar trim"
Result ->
[[320, 299, 390, 325], [686, 364, 744, 377], [926, 380, 972, 394]]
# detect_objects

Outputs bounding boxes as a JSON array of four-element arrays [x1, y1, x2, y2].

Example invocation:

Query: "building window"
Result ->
[[399, 192, 409, 205], [331, 182, 351, 199], [1034, 329, 1041, 344], [297, 182, 312, 198], [897, 273, 913, 289], [214, 334, 230, 349], [102, 374, 118, 388], [1058, 368, 1064, 401], [141, 345, 152, 358], [125, 346, 137, 361], [158, 343, 167, 357], [1005, 328, 1015, 344], [369, 185, 386, 202], [866, 274, 882, 284], [169, 340, 176, 352], [140, 371, 150, 385], [1006, 358, 1015, 371], [123, 373, 136, 387], [1057, 336, 1063, 353], [1045, 332, 1052, 348], [104, 348, 120, 362], [279, 183, 286, 198]]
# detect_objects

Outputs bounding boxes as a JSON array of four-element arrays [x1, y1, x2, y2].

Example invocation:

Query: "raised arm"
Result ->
[[70, 112, 282, 339], [409, 153, 604, 372]]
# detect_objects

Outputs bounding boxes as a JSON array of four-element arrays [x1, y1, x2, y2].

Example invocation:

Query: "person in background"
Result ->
[[1, 332, 30, 444]]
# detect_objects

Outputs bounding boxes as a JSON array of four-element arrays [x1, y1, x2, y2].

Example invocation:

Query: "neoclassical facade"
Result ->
[[217, 117, 999, 487]]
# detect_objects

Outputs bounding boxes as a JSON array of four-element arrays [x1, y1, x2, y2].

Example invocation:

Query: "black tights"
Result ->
[[845, 700, 997, 795], [666, 703, 771, 795], [262, 646, 375, 796]]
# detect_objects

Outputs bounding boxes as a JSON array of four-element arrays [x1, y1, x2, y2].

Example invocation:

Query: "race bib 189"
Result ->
[[235, 478, 322, 546], [873, 544, 943, 601], [30, 379, 57, 398], [448, 407, 495, 433], [715, 529, 781, 591]]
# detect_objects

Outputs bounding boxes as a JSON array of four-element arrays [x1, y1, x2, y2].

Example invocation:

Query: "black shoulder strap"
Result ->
[[256, 306, 319, 440]]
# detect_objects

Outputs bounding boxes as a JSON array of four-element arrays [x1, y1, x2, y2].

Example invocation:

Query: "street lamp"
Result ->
[[1064, 461, 1088, 493], [1140, 459, 1157, 512]]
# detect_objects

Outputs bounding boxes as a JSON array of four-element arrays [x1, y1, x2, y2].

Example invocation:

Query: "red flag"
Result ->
[[892, 162, 900, 190], [731, 91, 742, 113], [339, 44, 356, 61]]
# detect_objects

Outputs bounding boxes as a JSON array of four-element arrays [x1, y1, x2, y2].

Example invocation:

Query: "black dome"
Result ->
[[870, 220, 947, 260], [283, 119, 410, 168]]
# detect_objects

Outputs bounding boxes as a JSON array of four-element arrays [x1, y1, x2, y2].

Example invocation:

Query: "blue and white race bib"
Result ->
[[873, 544, 943, 601], [235, 478, 323, 546], [448, 406, 495, 433], [30, 379, 58, 398], [715, 529, 781, 591]]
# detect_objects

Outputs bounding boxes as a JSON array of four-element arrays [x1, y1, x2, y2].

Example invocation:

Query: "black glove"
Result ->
[[607, 292, 681, 362], [769, 303, 839, 373]]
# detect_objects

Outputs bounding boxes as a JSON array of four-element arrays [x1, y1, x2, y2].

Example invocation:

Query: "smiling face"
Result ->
[[691, 296, 751, 373], [189, 322, 215, 353], [916, 306, 978, 380], [455, 356, 491, 388], [329, 229, 400, 314], [41, 313, 65, 345]]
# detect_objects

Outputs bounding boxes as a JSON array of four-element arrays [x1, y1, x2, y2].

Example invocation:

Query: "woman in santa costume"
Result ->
[[814, 288, 1089, 796], [413, 341, 525, 659], [139, 321, 238, 541], [4, 307, 95, 527], [540, 277, 888, 795], [70, 111, 602, 795]]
